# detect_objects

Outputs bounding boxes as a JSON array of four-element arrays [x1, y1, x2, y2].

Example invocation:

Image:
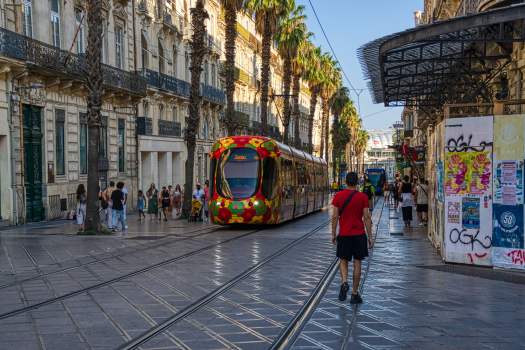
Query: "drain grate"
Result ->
[[414, 265, 525, 285], [390, 232, 404, 236]]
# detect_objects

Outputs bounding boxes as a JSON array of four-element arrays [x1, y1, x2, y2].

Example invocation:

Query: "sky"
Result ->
[[295, 0, 423, 131]]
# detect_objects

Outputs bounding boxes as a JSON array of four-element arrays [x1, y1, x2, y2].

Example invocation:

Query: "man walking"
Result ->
[[332, 172, 374, 304], [122, 184, 128, 221], [414, 177, 429, 226], [193, 183, 205, 202], [111, 182, 126, 232], [362, 178, 376, 212]]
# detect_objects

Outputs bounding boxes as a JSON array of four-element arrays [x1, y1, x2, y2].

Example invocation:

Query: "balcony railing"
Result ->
[[158, 119, 181, 137], [235, 111, 249, 125], [160, 5, 183, 32], [0, 28, 147, 95], [200, 83, 225, 103], [136, 117, 153, 135]]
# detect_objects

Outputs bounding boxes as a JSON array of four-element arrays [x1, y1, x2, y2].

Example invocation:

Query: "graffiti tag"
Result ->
[[449, 228, 492, 250], [507, 250, 525, 265], [446, 135, 492, 152]]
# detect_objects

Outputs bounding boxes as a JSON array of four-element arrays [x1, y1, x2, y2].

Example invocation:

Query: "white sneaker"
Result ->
[[204, 218, 209, 222], [124, 226, 128, 229], [419, 222, 423, 226]]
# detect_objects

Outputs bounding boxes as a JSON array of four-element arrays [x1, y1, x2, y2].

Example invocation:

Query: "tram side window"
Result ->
[[284, 158, 293, 199], [216, 148, 260, 199], [261, 157, 279, 200], [315, 166, 322, 191], [210, 157, 217, 197], [308, 165, 315, 193]]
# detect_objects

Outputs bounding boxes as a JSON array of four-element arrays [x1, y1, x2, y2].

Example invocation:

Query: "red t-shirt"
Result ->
[[204, 187, 209, 201], [332, 189, 370, 236]]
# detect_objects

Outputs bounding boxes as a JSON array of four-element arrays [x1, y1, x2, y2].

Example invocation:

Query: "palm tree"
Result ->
[[182, 0, 209, 217], [330, 87, 350, 178], [274, 2, 307, 144], [245, 0, 286, 136], [318, 53, 341, 161], [303, 45, 322, 154], [346, 114, 362, 171], [355, 130, 369, 173], [221, 0, 245, 136], [84, 0, 104, 232], [291, 33, 310, 149]]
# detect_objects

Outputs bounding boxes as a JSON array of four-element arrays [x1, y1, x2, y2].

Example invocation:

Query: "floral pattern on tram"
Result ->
[[209, 136, 281, 224]]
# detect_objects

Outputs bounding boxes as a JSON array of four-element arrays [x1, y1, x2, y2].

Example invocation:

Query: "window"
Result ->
[[211, 64, 215, 87], [158, 40, 165, 74], [21, 0, 32, 37], [204, 61, 208, 85], [261, 157, 279, 200], [210, 156, 217, 197], [185, 54, 189, 81], [51, 0, 60, 48], [55, 109, 65, 175], [204, 119, 208, 140], [101, 21, 106, 63], [160, 105, 165, 120], [216, 148, 260, 200], [98, 122, 108, 159], [115, 27, 122, 69], [173, 48, 178, 77], [79, 113, 87, 174], [172, 107, 178, 122], [76, 10, 85, 54], [118, 118, 125, 172]]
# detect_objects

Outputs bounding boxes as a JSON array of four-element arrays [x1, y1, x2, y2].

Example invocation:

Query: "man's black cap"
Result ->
[[346, 172, 358, 184]]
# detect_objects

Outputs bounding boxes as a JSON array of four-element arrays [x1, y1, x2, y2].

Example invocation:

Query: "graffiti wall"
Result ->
[[443, 117, 493, 266], [428, 122, 445, 258], [492, 115, 525, 269]]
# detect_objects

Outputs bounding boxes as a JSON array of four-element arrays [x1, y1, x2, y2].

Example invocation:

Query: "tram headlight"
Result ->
[[254, 201, 259, 206]]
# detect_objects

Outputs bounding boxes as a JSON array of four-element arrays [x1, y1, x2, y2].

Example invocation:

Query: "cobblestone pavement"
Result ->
[[1, 199, 524, 350]]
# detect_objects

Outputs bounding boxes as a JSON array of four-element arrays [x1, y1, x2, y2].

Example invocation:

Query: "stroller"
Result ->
[[188, 198, 204, 222]]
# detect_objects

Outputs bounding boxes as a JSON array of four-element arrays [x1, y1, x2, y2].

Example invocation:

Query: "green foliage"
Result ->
[[100, 229, 114, 235], [77, 230, 97, 236]]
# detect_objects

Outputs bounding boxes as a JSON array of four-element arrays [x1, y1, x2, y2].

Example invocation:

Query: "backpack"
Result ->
[[67, 210, 76, 220], [101, 197, 108, 210], [362, 185, 373, 200]]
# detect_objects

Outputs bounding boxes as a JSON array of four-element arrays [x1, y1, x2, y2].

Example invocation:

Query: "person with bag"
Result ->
[[160, 186, 171, 221], [361, 178, 376, 213], [414, 177, 429, 226], [147, 183, 160, 221], [383, 181, 390, 204], [98, 186, 107, 231], [104, 181, 116, 230], [398, 175, 415, 226], [110, 182, 127, 231], [76, 184, 87, 231], [332, 172, 374, 305]]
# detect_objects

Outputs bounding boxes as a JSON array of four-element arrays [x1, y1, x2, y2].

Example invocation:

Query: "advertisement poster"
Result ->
[[493, 159, 524, 204], [462, 197, 480, 229], [493, 204, 524, 249], [502, 160, 516, 183], [502, 186, 517, 206], [494, 115, 524, 160], [468, 151, 492, 195], [445, 153, 470, 195], [447, 201, 460, 224]]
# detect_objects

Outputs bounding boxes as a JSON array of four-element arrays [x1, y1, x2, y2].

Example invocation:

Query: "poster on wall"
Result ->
[[468, 151, 492, 195], [437, 162, 444, 202], [462, 197, 480, 229], [445, 152, 470, 194], [493, 204, 524, 249], [447, 201, 460, 224], [494, 115, 524, 160], [493, 159, 524, 204]]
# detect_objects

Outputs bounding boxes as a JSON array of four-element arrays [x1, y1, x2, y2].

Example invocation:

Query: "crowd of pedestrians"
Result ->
[[75, 180, 212, 232]]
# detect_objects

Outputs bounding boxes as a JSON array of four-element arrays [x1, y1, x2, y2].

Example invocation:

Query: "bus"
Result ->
[[364, 168, 387, 196]]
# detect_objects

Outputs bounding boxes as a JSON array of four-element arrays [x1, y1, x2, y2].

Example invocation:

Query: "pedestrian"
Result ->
[[104, 181, 116, 230], [361, 178, 376, 213], [168, 185, 174, 215], [122, 184, 128, 221], [110, 182, 126, 231], [98, 186, 107, 231], [383, 181, 390, 204], [393, 180, 400, 207], [332, 172, 374, 304], [388, 181, 395, 205], [193, 182, 205, 202], [161, 186, 171, 221], [147, 183, 160, 220], [398, 175, 415, 226], [76, 184, 87, 232], [203, 180, 210, 222], [332, 181, 338, 194], [137, 190, 146, 220], [173, 184, 182, 215], [415, 176, 429, 226]]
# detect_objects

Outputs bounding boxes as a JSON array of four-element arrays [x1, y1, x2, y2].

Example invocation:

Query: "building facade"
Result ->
[[362, 130, 395, 176], [0, 0, 325, 226]]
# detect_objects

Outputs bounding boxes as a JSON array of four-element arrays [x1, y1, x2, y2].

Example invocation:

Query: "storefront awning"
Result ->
[[358, 4, 525, 108]]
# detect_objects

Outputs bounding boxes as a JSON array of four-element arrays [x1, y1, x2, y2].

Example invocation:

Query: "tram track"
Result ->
[[0, 225, 226, 290], [0, 228, 263, 321], [114, 219, 333, 350]]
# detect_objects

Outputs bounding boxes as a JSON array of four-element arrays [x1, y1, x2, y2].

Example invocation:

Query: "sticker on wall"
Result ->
[[462, 197, 480, 229], [493, 159, 524, 204], [447, 201, 460, 224], [493, 204, 524, 249]]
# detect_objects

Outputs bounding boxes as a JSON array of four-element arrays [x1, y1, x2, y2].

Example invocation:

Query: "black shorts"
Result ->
[[336, 234, 369, 261], [417, 204, 428, 213]]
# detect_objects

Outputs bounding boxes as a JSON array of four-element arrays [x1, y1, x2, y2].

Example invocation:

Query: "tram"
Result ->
[[364, 168, 387, 195], [208, 136, 330, 224]]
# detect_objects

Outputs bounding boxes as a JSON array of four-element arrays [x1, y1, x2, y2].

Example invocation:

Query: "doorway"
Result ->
[[23, 105, 44, 223]]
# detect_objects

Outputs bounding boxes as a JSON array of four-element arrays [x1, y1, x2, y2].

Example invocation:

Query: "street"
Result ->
[[1, 199, 524, 350]]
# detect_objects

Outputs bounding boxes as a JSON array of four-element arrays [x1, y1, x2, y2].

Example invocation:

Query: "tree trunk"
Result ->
[[224, 5, 237, 136], [331, 112, 339, 180], [293, 74, 300, 149], [307, 90, 317, 154], [282, 56, 292, 144], [260, 18, 271, 136], [84, 0, 103, 233], [320, 98, 326, 159], [182, 0, 208, 217], [323, 100, 330, 161]]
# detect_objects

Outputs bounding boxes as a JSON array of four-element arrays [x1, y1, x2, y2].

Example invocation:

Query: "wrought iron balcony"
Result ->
[[158, 119, 181, 137], [235, 111, 249, 125], [200, 83, 225, 104], [159, 72, 191, 96], [136, 117, 153, 135], [159, 5, 182, 32], [136, 68, 159, 88], [0, 28, 146, 95]]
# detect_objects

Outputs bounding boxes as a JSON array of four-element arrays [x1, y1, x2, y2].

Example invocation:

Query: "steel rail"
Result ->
[[268, 257, 339, 350], [0, 229, 257, 321], [0, 226, 225, 290], [114, 219, 332, 350]]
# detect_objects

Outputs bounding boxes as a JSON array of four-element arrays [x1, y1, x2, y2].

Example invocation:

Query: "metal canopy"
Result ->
[[358, 4, 525, 107]]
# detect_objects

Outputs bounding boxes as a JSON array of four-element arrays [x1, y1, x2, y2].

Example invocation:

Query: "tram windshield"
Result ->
[[217, 148, 260, 199]]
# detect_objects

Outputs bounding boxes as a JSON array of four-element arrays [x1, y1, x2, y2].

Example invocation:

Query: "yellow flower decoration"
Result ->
[[213, 217, 225, 224], [247, 138, 264, 149], [229, 215, 244, 223], [222, 138, 235, 147], [252, 215, 263, 224], [267, 216, 275, 224]]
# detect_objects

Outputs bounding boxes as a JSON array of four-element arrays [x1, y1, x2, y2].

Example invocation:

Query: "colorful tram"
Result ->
[[208, 136, 330, 224]]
